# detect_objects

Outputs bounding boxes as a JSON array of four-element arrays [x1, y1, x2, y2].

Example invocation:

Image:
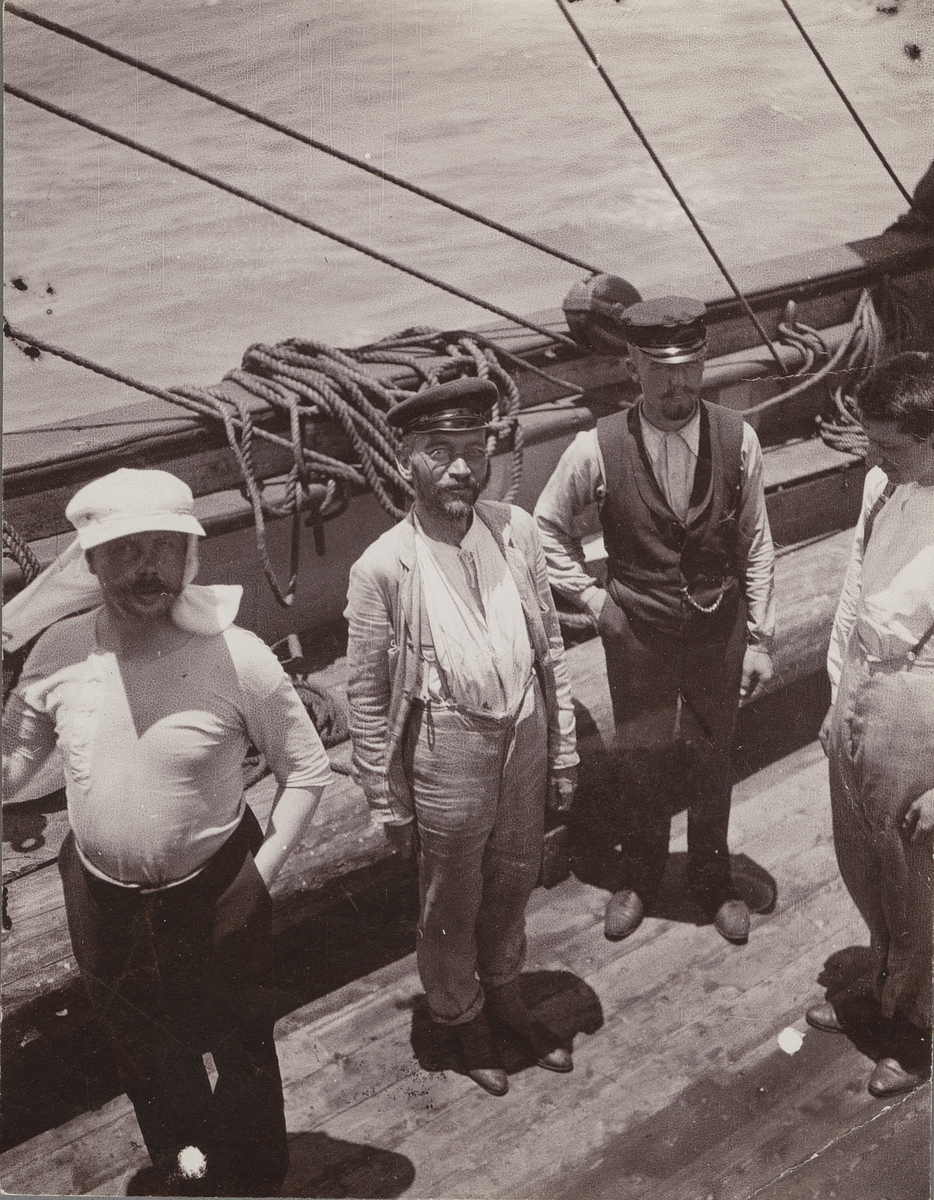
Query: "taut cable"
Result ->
[[552, 0, 788, 376], [4, 82, 579, 352]]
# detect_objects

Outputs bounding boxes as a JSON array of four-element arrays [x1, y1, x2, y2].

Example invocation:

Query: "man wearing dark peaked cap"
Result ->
[[345, 377, 579, 1096], [535, 296, 775, 945]]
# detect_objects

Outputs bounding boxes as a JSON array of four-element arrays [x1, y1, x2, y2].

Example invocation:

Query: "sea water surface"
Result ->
[[3, 0, 933, 431]]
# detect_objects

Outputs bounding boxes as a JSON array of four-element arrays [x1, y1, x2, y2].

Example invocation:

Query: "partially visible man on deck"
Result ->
[[345, 378, 579, 1096], [805, 351, 934, 1098], [2, 469, 333, 1197], [535, 294, 775, 945]]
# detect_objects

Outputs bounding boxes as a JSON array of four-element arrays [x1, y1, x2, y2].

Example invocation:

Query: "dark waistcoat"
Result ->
[[597, 401, 746, 637]]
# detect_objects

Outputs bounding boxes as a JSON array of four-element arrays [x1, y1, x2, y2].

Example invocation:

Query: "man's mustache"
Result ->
[[126, 575, 178, 596]]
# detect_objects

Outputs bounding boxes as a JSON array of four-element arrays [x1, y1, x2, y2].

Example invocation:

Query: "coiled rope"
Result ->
[[743, 288, 883, 456], [4, 321, 529, 608]]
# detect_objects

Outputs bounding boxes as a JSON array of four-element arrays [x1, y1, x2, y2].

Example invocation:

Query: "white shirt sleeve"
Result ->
[[533, 428, 607, 618], [739, 423, 776, 649], [826, 467, 888, 702], [229, 629, 334, 791]]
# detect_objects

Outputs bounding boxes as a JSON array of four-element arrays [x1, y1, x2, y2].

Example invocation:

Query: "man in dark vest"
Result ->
[[534, 295, 775, 944]]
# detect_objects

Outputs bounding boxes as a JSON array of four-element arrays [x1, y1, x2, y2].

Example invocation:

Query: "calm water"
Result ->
[[3, 0, 933, 431]]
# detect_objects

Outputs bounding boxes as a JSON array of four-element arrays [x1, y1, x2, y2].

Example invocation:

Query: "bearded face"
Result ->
[[402, 430, 491, 519], [631, 349, 705, 428]]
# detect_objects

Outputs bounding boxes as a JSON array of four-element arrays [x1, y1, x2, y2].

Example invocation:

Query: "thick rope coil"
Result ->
[[3, 320, 533, 610], [189, 330, 531, 603], [743, 289, 883, 458], [2, 519, 43, 584]]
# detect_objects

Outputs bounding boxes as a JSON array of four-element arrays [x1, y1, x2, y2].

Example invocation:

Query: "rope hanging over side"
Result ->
[[743, 288, 884, 456], [3, 321, 527, 609], [2, 519, 43, 584]]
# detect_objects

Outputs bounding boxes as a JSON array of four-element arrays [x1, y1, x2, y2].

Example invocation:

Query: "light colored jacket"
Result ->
[[344, 501, 579, 824]]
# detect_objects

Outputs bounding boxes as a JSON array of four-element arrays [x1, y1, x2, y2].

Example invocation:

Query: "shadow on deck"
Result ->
[[1, 670, 829, 1157]]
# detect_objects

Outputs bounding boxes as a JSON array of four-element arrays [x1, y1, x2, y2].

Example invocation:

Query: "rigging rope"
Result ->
[[3, 321, 527, 606], [552, 0, 788, 378], [743, 288, 882, 455], [550, 289, 883, 637], [2, 519, 43, 584], [5, 3, 604, 278], [776, 0, 915, 211], [4, 83, 579, 353]]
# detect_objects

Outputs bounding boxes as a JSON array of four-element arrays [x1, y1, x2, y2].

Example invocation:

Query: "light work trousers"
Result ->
[[402, 678, 548, 1025], [828, 634, 934, 1031]]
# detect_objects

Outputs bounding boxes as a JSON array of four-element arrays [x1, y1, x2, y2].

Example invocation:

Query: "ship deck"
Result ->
[[1, 634, 930, 1199]]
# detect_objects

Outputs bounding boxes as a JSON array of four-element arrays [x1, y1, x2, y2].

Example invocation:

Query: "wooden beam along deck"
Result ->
[[2, 619, 930, 1198]]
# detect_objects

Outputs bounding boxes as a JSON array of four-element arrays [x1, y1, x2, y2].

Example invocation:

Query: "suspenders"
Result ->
[[861, 479, 896, 550]]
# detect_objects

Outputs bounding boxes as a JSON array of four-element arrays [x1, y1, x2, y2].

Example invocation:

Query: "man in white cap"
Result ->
[[345, 379, 579, 1097], [3, 468, 333, 1197], [535, 295, 775, 945]]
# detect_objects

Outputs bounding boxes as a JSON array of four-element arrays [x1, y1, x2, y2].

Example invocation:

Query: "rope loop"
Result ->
[[743, 289, 883, 458], [3, 320, 529, 608]]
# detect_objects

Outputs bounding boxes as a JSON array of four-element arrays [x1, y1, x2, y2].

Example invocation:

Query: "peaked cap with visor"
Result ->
[[620, 296, 708, 365], [388, 377, 497, 435]]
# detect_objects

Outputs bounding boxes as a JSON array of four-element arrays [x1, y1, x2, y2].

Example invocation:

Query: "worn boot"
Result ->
[[451, 1013, 508, 1096], [868, 1057, 930, 1097], [713, 897, 750, 943], [805, 1000, 845, 1033], [604, 889, 645, 940], [485, 981, 573, 1073]]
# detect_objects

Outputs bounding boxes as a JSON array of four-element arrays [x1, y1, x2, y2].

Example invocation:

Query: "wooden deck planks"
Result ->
[[5, 736, 927, 1200], [2, 526, 847, 1020]]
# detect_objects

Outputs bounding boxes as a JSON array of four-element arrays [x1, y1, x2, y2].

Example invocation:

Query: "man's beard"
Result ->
[[428, 480, 483, 519], [659, 388, 699, 422], [413, 461, 488, 519]]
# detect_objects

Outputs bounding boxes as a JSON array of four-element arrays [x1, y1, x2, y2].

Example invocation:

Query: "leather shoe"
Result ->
[[452, 1014, 508, 1096], [805, 1000, 845, 1033], [713, 898, 750, 943], [868, 1057, 930, 1098], [535, 1045, 574, 1073], [605, 889, 644, 940], [465, 1066, 509, 1096], [486, 983, 573, 1073]]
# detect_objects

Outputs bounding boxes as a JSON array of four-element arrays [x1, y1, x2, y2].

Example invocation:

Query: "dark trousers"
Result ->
[[596, 590, 746, 906], [59, 810, 288, 1197]]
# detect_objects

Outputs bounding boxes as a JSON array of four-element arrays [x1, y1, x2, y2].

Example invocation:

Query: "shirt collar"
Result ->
[[638, 404, 701, 456]]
